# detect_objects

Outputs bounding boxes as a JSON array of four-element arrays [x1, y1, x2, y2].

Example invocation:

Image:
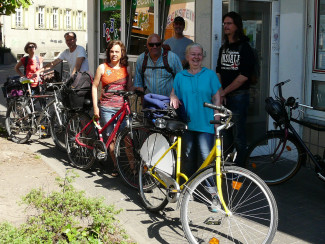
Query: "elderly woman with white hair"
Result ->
[[170, 42, 222, 177]]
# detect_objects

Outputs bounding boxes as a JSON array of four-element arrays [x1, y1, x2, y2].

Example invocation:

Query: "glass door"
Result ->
[[223, 0, 272, 144]]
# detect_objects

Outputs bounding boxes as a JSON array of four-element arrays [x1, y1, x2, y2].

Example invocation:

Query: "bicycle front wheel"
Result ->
[[65, 112, 96, 170], [138, 132, 174, 212], [115, 126, 151, 189], [5, 100, 32, 144], [181, 166, 278, 244], [245, 131, 304, 185]]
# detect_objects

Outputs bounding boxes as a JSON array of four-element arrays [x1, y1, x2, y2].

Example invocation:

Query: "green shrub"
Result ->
[[0, 170, 135, 243]]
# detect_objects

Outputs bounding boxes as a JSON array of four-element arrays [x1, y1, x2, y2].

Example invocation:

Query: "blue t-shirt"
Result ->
[[173, 67, 221, 134]]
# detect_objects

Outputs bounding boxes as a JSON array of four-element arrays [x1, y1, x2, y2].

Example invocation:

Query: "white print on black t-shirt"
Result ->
[[220, 48, 240, 71]]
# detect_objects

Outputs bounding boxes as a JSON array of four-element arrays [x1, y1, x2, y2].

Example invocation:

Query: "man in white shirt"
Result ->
[[39, 32, 89, 75]]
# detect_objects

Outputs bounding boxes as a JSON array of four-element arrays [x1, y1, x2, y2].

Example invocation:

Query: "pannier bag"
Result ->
[[1, 76, 24, 98], [62, 71, 93, 110]]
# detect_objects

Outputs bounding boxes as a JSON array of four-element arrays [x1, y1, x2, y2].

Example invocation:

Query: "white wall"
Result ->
[[278, 0, 305, 99]]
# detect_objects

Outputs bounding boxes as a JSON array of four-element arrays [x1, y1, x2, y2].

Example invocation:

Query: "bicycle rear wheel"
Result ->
[[115, 126, 151, 189], [245, 131, 304, 185], [181, 166, 278, 244], [50, 109, 68, 152], [65, 112, 96, 170], [138, 132, 174, 212], [5, 100, 32, 144]]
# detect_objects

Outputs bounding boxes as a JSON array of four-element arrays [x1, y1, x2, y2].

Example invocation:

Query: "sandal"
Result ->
[[111, 168, 119, 177]]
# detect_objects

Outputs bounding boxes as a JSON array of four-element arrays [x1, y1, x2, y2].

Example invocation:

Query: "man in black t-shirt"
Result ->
[[216, 11, 254, 167]]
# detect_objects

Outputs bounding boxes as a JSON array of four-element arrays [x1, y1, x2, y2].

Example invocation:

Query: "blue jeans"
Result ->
[[182, 131, 215, 178], [99, 106, 126, 140], [223, 92, 249, 167]]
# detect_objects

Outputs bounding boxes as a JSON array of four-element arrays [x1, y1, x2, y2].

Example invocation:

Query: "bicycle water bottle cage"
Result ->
[[265, 97, 287, 125]]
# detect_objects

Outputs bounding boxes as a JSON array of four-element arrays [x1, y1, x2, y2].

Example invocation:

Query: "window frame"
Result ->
[[53, 8, 59, 29], [38, 6, 45, 29]]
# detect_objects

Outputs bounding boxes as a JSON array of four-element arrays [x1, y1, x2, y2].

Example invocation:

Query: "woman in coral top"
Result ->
[[92, 40, 133, 176], [15, 42, 43, 89]]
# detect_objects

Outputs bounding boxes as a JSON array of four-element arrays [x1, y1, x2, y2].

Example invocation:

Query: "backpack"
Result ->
[[24, 56, 40, 76], [66, 71, 93, 96], [62, 71, 93, 110], [141, 44, 175, 84], [238, 43, 260, 85]]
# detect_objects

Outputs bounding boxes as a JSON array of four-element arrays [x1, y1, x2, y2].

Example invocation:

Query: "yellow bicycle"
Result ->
[[138, 102, 278, 244]]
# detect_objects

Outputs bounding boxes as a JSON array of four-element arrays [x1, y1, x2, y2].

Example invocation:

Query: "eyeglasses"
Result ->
[[148, 42, 162, 47], [223, 22, 234, 26], [28, 45, 35, 48]]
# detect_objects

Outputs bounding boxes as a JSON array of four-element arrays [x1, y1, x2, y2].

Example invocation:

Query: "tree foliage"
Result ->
[[0, 0, 32, 15]]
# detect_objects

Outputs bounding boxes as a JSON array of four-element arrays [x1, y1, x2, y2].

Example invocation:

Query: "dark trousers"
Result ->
[[222, 92, 249, 167]]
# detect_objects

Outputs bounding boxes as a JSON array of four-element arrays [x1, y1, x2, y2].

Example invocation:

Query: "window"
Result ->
[[66, 10, 71, 29], [53, 8, 58, 29], [15, 6, 23, 28], [99, 0, 121, 54], [38, 6, 45, 28], [312, 80, 325, 111], [77, 11, 83, 30]]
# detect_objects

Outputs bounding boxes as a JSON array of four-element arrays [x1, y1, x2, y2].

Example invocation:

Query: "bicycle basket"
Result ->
[[2, 76, 25, 98], [265, 97, 287, 124]]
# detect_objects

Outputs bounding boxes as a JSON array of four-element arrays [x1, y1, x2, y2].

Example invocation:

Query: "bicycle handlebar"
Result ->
[[203, 102, 227, 112]]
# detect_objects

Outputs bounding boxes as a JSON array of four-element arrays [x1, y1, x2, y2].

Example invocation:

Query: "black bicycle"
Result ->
[[245, 79, 325, 185]]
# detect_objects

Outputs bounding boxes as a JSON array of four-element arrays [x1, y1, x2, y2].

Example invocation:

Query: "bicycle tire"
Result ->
[[181, 166, 278, 244], [65, 112, 96, 170], [245, 130, 304, 185], [115, 126, 152, 189], [50, 110, 68, 152], [5, 100, 32, 144], [138, 131, 176, 212]]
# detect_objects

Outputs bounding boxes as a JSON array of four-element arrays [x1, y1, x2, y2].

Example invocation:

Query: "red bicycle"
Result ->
[[65, 90, 149, 188]]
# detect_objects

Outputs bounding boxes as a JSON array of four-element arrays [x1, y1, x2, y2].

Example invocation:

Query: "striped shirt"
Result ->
[[134, 49, 182, 96]]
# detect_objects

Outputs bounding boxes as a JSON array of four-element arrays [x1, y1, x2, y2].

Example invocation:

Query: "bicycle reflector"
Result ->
[[232, 181, 242, 190], [209, 237, 219, 244]]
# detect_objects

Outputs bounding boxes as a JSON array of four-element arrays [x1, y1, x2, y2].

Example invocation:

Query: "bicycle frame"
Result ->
[[271, 80, 325, 179], [146, 113, 233, 216], [75, 99, 131, 150]]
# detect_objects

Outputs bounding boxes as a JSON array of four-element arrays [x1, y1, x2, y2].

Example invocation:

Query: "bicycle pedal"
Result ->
[[96, 151, 107, 161], [204, 217, 221, 225]]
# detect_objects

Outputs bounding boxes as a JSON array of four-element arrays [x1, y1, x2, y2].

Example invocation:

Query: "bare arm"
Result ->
[[37, 58, 62, 74], [220, 74, 248, 97], [72, 57, 85, 75], [92, 64, 104, 119], [170, 88, 181, 109], [15, 60, 24, 77], [126, 66, 134, 91]]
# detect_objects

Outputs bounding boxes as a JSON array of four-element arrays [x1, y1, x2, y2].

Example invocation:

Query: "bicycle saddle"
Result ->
[[166, 120, 187, 132]]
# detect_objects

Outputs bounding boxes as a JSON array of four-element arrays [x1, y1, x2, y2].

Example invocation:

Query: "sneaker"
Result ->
[[208, 196, 221, 213]]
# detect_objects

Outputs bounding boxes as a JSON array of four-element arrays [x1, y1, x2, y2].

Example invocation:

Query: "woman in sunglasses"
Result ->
[[15, 42, 43, 89]]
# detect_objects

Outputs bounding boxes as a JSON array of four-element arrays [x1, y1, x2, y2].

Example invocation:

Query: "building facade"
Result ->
[[87, 0, 324, 156], [0, 0, 87, 60]]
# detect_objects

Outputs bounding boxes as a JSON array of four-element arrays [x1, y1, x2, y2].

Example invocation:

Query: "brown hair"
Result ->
[[105, 40, 128, 67], [24, 42, 37, 53]]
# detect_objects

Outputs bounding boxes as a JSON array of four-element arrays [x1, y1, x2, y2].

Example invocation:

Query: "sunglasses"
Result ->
[[148, 42, 161, 47], [28, 45, 35, 48]]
